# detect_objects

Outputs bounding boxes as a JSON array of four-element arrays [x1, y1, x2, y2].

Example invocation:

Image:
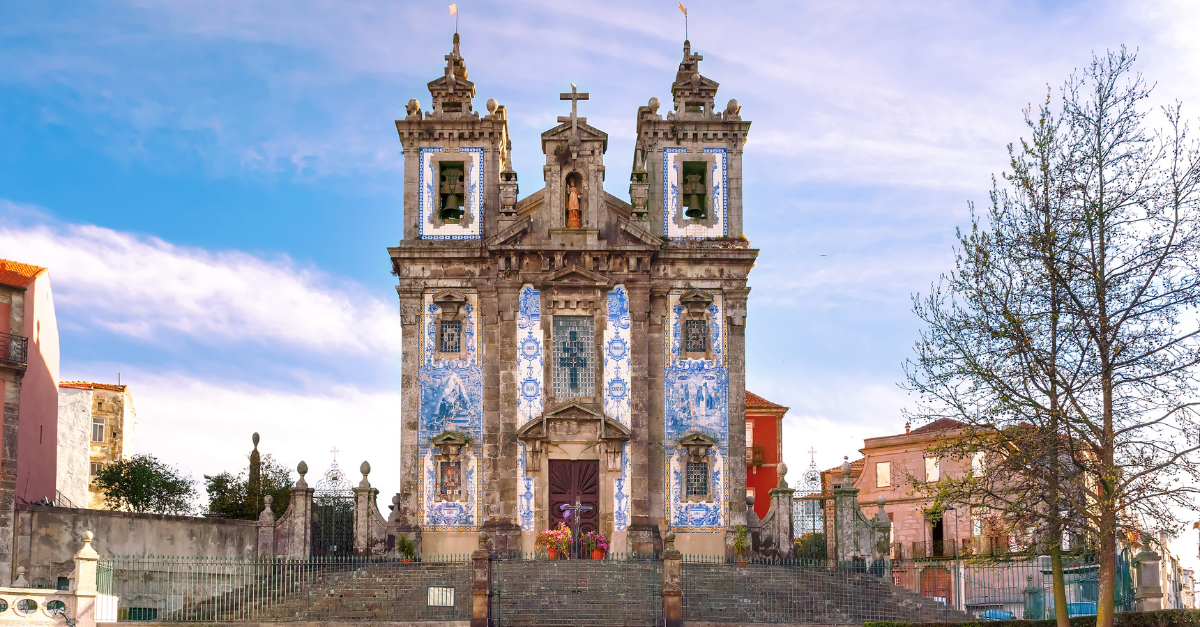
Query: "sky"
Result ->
[[3, 0, 1200, 565]]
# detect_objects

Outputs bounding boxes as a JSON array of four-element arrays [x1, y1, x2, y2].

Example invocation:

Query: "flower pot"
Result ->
[[591, 549, 605, 560], [547, 548, 559, 560], [401, 558, 414, 563]]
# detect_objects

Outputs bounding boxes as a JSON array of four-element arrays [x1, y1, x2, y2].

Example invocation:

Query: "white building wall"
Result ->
[[55, 387, 92, 507]]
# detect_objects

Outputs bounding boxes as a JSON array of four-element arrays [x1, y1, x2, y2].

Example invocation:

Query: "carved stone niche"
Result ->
[[434, 291, 469, 360], [679, 290, 714, 361], [516, 402, 631, 473], [679, 432, 717, 504], [431, 431, 470, 503]]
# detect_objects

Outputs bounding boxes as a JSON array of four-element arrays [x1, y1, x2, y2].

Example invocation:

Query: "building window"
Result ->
[[685, 319, 707, 352], [91, 416, 105, 443], [440, 320, 461, 353], [747, 487, 756, 501], [971, 451, 986, 473], [925, 456, 940, 482], [745, 419, 755, 447], [90, 462, 103, 477], [686, 461, 709, 496], [552, 316, 594, 398], [876, 461, 892, 487], [439, 461, 462, 498]]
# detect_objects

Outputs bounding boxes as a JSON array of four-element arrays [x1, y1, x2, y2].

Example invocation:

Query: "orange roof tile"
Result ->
[[746, 390, 787, 410], [59, 381, 127, 392], [824, 457, 865, 475], [910, 418, 964, 435], [0, 259, 47, 289]]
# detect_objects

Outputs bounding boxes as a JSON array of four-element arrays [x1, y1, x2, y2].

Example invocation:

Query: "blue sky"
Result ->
[[3, 0, 1199, 557]]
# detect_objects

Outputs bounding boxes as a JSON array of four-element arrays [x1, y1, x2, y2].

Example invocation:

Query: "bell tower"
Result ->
[[395, 33, 513, 241], [632, 40, 750, 239]]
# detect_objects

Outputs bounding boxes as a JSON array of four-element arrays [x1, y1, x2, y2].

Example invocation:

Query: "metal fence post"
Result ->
[[662, 533, 682, 627], [472, 535, 490, 627]]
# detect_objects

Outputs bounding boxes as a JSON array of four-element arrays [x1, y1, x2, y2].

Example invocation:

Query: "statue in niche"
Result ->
[[566, 174, 583, 229]]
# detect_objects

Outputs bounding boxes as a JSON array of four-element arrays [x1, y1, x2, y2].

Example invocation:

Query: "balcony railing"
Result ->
[[1, 332, 28, 366], [747, 445, 765, 466]]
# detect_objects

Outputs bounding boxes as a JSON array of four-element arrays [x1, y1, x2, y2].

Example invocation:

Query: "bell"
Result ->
[[686, 193, 704, 219], [441, 193, 460, 219]]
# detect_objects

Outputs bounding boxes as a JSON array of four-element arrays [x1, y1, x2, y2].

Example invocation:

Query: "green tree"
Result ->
[[204, 453, 293, 519], [94, 454, 197, 515]]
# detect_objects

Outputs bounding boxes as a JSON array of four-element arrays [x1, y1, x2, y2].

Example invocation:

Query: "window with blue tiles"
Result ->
[[552, 316, 594, 398], [440, 320, 461, 353], [685, 319, 708, 353], [686, 461, 709, 496]]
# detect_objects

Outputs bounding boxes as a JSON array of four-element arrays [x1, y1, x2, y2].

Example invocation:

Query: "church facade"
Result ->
[[388, 34, 757, 557]]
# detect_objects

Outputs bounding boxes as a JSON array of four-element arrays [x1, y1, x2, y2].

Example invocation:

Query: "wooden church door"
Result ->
[[548, 459, 600, 535]]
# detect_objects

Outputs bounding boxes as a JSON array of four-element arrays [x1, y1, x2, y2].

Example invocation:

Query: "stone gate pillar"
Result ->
[[1136, 550, 1163, 611], [662, 533, 683, 627]]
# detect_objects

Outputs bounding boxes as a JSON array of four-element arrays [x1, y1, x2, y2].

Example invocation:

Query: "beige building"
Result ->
[[57, 381, 135, 509], [823, 418, 979, 559]]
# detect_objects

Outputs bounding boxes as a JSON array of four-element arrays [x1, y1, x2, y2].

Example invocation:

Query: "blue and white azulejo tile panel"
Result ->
[[662, 147, 728, 239], [613, 442, 631, 532], [418, 289, 483, 531], [418, 146, 485, 240], [663, 289, 729, 532], [604, 285, 632, 428], [516, 285, 543, 426], [517, 442, 536, 531]]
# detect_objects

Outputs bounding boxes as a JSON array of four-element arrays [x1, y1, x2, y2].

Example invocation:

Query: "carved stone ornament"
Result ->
[[516, 401, 631, 473], [679, 432, 717, 462], [680, 290, 713, 318], [431, 431, 470, 463], [434, 291, 467, 318]]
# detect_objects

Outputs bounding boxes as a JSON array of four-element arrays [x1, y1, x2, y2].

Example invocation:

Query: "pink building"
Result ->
[[1, 258, 61, 584]]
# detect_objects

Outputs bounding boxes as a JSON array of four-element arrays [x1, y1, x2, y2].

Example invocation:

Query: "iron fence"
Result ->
[[491, 552, 660, 627], [97, 554, 471, 622]]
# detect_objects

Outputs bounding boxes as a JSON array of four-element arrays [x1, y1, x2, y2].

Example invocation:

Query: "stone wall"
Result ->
[[55, 387, 90, 507], [13, 505, 260, 586]]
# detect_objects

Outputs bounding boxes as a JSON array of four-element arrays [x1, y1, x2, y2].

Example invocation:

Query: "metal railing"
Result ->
[[1, 331, 28, 365], [98, 554, 471, 622]]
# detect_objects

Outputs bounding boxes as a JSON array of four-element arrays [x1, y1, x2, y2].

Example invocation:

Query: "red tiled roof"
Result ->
[[909, 418, 964, 435], [0, 259, 47, 289], [824, 457, 865, 475], [745, 390, 787, 409], [59, 381, 127, 392]]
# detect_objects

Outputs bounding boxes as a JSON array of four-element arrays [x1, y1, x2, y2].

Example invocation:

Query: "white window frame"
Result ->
[[925, 456, 940, 482], [876, 461, 892, 487]]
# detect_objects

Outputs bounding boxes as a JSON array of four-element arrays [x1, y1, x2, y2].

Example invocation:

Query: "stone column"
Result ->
[[470, 535, 490, 627], [256, 495, 276, 557], [628, 282, 657, 556], [482, 282, 521, 554], [276, 462, 314, 558], [760, 464, 795, 558], [1136, 550, 1164, 612], [395, 291, 424, 539], [72, 531, 99, 627], [724, 291, 749, 554], [661, 534, 683, 627]]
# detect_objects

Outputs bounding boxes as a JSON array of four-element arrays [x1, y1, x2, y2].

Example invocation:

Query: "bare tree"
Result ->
[[907, 47, 1200, 627]]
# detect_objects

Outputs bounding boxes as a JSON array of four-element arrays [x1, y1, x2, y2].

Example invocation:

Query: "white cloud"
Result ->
[[0, 202, 401, 357]]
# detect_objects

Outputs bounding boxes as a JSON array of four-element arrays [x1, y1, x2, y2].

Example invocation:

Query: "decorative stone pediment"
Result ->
[[538, 265, 610, 288], [431, 431, 470, 462], [516, 402, 631, 472], [434, 291, 468, 318], [679, 290, 713, 317], [679, 432, 717, 461], [540, 122, 609, 154]]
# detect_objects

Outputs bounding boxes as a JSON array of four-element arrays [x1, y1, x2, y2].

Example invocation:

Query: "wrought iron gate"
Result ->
[[312, 456, 355, 556], [491, 555, 661, 627]]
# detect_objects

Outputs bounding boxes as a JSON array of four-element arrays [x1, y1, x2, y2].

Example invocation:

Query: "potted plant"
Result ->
[[582, 530, 609, 560], [733, 524, 750, 564], [536, 522, 573, 559], [397, 534, 417, 562]]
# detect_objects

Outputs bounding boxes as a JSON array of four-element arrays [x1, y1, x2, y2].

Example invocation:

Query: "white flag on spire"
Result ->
[[449, 4, 457, 15]]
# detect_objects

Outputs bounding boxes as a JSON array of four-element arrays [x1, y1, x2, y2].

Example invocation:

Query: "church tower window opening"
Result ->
[[686, 460, 709, 496], [552, 316, 595, 398], [440, 320, 462, 353], [681, 161, 707, 219], [685, 319, 708, 353], [438, 161, 466, 222]]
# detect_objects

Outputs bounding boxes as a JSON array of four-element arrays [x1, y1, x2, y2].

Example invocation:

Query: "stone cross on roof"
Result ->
[[557, 83, 589, 135]]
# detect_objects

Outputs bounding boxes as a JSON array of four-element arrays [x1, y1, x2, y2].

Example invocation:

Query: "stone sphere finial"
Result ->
[[360, 461, 371, 476], [392, 494, 401, 506], [841, 456, 852, 477], [746, 495, 755, 506], [252, 432, 260, 447], [648, 97, 660, 113], [406, 98, 420, 116], [877, 496, 886, 506], [486, 98, 498, 114], [778, 462, 788, 479], [264, 495, 274, 506], [83, 530, 94, 542], [726, 99, 739, 115], [297, 461, 308, 476]]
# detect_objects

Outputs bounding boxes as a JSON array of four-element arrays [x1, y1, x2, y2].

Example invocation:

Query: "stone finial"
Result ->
[[75, 530, 99, 560], [777, 462, 789, 489], [745, 495, 755, 506], [252, 432, 260, 447], [648, 97, 660, 113], [392, 494, 401, 507], [14, 566, 28, 587], [486, 98, 498, 115], [297, 461, 308, 476], [360, 461, 371, 476], [725, 99, 740, 116], [84, 530, 93, 542], [841, 456, 852, 477]]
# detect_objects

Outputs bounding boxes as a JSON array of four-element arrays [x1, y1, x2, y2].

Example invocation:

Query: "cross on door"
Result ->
[[559, 499, 594, 558]]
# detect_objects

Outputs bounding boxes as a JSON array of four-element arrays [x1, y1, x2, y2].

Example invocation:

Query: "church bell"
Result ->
[[441, 193, 461, 220], [686, 193, 704, 219]]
